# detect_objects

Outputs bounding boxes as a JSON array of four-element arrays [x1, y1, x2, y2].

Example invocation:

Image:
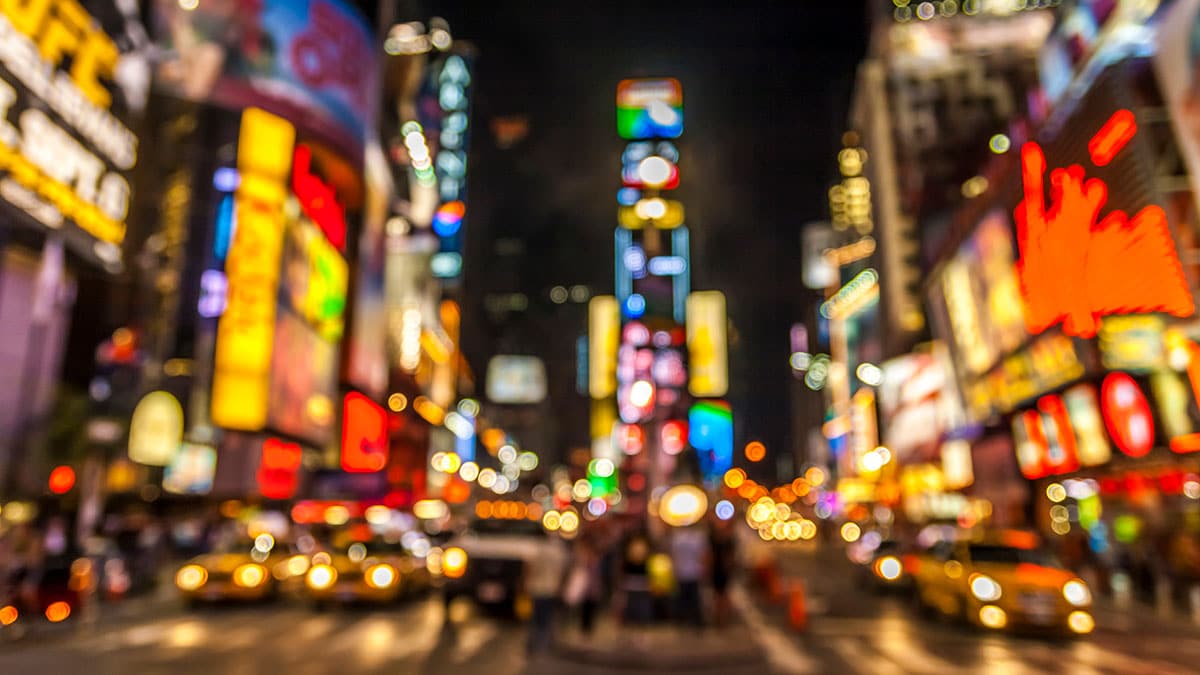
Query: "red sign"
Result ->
[[341, 392, 388, 472], [1014, 109, 1194, 338], [1014, 395, 1081, 480], [661, 420, 688, 455], [257, 438, 302, 499], [292, 145, 347, 251], [1101, 372, 1155, 458], [48, 466, 75, 495]]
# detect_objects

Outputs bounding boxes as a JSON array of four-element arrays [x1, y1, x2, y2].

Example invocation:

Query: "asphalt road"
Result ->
[[2, 547, 1200, 674]]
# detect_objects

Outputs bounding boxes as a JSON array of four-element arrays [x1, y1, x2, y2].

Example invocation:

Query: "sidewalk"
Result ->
[[551, 612, 770, 671]]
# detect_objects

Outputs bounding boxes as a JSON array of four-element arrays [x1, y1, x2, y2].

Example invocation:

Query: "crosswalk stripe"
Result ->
[[872, 634, 960, 674], [732, 585, 819, 674], [1068, 640, 1192, 675], [827, 637, 905, 675]]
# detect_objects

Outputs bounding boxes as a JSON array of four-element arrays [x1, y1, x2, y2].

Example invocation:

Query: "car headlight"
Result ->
[[175, 565, 208, 591], [969, 574, 1002, 602], [442, 547, 468, 579], [366, 564, 397, 589], [875, 556, 902, 581], [233, 564, 267, 588], [306, 564, 337, 590], [1063, 579, 1091, 607]]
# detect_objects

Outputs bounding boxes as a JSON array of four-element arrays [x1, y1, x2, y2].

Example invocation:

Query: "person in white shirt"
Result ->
[[525, 533, 569, 653]]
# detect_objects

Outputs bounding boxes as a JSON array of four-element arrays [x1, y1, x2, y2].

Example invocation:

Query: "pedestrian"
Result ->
[[708, 516, 738, 627], [564, 535, 605, 635], [669, 524, 708, 628], [618, 529, 653, 624], [525, 531, 568, 654]]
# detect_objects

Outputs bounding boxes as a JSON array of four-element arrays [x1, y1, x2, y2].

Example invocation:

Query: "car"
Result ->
[[174, 535, 299, 605], [439, 518, 544, 617], [303, 530, 432, 606], [909, 530, 1094, 635]]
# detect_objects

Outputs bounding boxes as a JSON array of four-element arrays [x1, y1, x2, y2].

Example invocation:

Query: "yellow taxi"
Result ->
[[303, 531, 430, 606], [910, 530, 1094, 635], [175, 534, 300, 604]]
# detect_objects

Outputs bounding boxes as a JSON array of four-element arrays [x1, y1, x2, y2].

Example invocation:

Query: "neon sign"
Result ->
[[1100, 372, 1154, 458], [257, 437, 302, 500], [341, 392, 388, 472], [211, 108, 294, 430], [292, 144, 346, 251], [1015, 109, 1194, 338]]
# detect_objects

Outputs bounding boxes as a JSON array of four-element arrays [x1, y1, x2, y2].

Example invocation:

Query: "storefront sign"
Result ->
[[966, 333, 1085, 418], [211, 108, 294, 431], [1013, 398, 1080, 480], [1099, 315, 1165, 371], [1014, 114, 1194, 339], [0, 0, 138, 264]]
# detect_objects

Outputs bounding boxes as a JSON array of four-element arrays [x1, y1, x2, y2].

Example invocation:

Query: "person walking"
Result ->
[[708, 517, 738, 627], [525, 531, 569, 654], [670, 524, 708, 628]]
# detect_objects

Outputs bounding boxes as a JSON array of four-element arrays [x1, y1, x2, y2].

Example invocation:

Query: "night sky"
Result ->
[[421, 1, 870, 462]]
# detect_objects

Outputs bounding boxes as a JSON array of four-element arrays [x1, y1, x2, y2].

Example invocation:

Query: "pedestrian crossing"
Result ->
[[0, 598, 529, 675]]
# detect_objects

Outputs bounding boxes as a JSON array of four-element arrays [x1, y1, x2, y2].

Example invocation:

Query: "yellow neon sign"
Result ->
[[687, 291, 729, 398], [588, 296, 618, 399], [211, 108, 294, 430]]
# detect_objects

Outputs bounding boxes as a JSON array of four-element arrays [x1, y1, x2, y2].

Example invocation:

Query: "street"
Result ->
[[5, 547, 1200, 674]]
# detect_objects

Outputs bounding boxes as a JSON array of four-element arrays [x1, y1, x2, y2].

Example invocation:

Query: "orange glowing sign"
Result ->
[[341, 392, 388, 473], [1015, 109, 1194, 338]]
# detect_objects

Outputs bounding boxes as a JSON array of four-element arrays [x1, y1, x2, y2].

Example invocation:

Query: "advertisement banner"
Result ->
[[153, 0, 376, 153]]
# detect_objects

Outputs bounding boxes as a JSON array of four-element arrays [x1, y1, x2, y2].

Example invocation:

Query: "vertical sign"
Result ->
[[686, 291, 729, 397], [342, 392, 388, 472], [589, 296, 619, 399], [211, 108, 295, 429]]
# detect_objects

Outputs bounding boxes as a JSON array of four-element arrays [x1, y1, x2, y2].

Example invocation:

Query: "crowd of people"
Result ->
[[523, 513, 742, 653]]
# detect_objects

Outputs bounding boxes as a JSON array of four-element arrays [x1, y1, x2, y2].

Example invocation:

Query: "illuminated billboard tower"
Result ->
[[591, 78, 730, 519]]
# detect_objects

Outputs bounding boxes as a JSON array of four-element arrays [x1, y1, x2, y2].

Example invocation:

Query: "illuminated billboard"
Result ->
[[686, 291, 729, 398], [163, 443, 217, 495], [617, 78, 683, 139], [152, 0, 377, 154], [486, 356, 548, 404], [267, 309, 338, 446], [0, 0, 141, 268], [689, 401, 733, 482], [212, 108, 295, 431]]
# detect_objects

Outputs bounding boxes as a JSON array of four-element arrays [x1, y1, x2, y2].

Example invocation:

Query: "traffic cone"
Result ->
[[788, 580, 807, 632]]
